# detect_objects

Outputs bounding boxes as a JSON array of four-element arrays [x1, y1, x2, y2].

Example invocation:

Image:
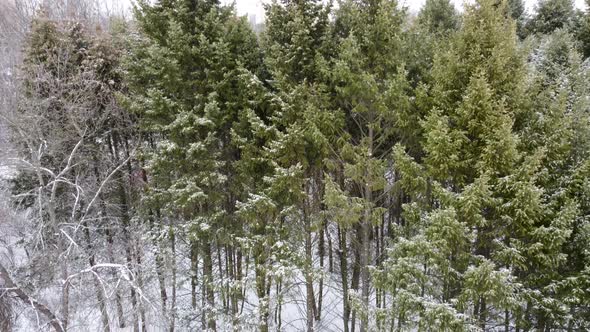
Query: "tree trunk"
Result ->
[[106, 227, 125, 328], [84, 219, 111, 332], [338, 225, 350, 332], [155, 246, 168, 321], [0, 263, 65, 332], [359, 214, 370, 332], [135, 242, 147, 332], [326, 222, 334, 273], [60, 248, 70, 331], [170, 227, 177, 332], [203, 241, 216, 331], [275, 279, 283, 330], [304, 198, 315, 332], [110, 134, 139, 332], [351, 223, 362, 332], [479, 298, 486, 331], [255, 252, 269, 332], [360, 127, 373, 332], [240, 251, 248, 315], [228, 245, 238, 329], [191, 242, 198, 310], [317, 213, 325, 322], [217, 241, 226, 310]]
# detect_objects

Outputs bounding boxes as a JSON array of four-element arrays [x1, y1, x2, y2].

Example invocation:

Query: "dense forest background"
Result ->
[[1, 0, 590, 331]]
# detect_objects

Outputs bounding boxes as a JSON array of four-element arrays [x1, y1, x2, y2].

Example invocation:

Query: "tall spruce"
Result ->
[[526, 0, 578, 36], [522, 28, 590, 330], [261, 0, 337, 330], [417, 0, 459, 35], [127, 0, 263, 329], [327, 0, 410, 330], [378, 0, 569, 329]]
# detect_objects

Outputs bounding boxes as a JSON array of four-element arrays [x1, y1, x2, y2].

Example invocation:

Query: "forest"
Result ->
[[0, 0, 589, 331]]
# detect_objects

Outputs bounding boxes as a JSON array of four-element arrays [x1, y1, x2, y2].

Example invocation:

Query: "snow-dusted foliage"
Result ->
[[1, 0, 589, 331]]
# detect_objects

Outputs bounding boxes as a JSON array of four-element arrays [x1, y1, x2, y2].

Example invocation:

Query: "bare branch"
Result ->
[[0, 262, 65, 332]]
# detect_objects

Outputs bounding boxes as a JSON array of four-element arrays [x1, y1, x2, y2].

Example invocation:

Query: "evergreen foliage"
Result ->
[[418, 0, 459, 34], [3, 0, 590, 330], [526, 0, 578, 36]]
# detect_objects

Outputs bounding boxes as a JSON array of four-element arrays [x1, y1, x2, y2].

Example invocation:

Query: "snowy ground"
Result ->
[[3, 221, 356, 331]]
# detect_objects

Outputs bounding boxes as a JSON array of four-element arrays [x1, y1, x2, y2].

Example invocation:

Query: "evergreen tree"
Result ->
[[377, 0, 576, 329], [522, 28, 590, 329], [526, 0, 578, 36], [127, 0, 264, 329], [327, 0, 411, 330], [261, 0, 337, 330], [575, 0, 590, 58], [5, 0, 590, 330], [417, 0, 459, 35], [507, 0, 526, 38]]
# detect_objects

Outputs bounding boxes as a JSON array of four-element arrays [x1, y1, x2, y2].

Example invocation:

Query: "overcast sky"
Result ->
[[230, 0, 587, 20], [113, 0, 587, 22]]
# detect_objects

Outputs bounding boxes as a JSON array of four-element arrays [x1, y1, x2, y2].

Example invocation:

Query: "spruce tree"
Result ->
[[261, 0, 337, 330], [522, 28, 590, 330], [417, 0, 459, 35], [526, 0, 578, 36], [507, 0, 526, 38], [327, 0, 410, 330], [575, 0, 590, 58], [377, 0, 573, 329], [127, 0, 264, 329]]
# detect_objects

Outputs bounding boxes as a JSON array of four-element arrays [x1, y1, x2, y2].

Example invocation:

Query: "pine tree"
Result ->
[[261, 0, 337, 330], [526, 0, 578, 36], [327, 0, 410, 330], [377, 0, 573, 329], [575, 0, 590, 58], [417, 0, 459, 35], [522, 28, 590, 330], [507, 0, 526, 38], [127, 0, 264, 329]]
